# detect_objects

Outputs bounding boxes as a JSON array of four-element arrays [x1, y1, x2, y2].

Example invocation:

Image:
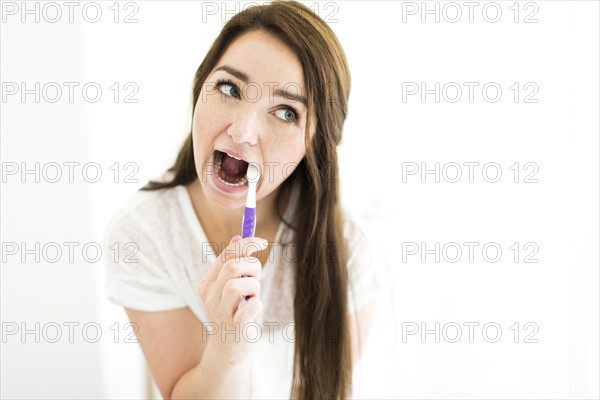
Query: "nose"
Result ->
[[227, 105, 262, 146]]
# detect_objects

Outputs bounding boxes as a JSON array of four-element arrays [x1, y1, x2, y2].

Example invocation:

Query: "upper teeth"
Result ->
[[227, 153, 242, 161], [214, 153, 248, 187]]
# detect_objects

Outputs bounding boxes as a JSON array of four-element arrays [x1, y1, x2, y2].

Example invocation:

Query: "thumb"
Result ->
[[229, 235, 243, 245], [206, 235, 242, 280]]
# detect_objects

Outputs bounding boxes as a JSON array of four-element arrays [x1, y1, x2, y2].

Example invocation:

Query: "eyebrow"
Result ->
[[213, 64, 308, 107], [214, 65, 249, 83]]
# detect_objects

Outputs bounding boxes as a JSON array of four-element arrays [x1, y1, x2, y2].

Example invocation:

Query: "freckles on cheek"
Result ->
[[191, 103, 204, 135], [192, 103, 219, 139]]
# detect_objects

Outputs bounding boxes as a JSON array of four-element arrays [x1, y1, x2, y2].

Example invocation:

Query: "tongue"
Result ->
[[221, 153, 248, 182]]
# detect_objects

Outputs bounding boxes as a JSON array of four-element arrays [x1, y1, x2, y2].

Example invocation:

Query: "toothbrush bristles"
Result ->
[[246, 163, 261, 184]]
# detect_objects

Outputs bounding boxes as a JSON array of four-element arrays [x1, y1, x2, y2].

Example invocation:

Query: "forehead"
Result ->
[[216, 30, 306, 94]]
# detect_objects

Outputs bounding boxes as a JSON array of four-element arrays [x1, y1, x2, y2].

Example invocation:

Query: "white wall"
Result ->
[[1, 1, 598, 399], [0, 8, 103, 398]]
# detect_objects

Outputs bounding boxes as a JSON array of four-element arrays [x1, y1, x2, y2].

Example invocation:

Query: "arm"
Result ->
[[125, 307, 253, 400], [125, 236, 267, 399], [128, 281, 376, 399], [350, 297, 377, 369]]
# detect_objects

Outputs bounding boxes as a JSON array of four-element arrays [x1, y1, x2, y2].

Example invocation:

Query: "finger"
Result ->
[[221, 277, 261, 318], [204, 235, 244, 282], [234, 297, 262, 326], [222, 277, 261, 304], [229, 235, 243, 244], [218, 236, 269, 264], [216, 257, 262, 286]]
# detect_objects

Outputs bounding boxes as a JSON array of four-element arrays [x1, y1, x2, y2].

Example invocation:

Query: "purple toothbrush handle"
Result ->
[[241, 207, 256, 301], [242, 207, 256, 238]]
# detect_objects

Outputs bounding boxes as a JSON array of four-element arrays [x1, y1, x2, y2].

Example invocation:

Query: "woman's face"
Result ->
[[192, 29, 313, 209]]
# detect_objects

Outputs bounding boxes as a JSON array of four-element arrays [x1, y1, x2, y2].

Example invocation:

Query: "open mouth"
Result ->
[[214, 150, 249, 187]]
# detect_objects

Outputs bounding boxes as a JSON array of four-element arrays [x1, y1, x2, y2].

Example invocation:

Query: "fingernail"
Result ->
[[230, 235, 242, 244]]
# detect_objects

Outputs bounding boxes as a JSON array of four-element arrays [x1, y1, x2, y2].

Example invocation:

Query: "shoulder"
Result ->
[[341, 209, 374, 265], [104, 186, 185, 248], [103, 186, 193, 312], [341, 208, 391, 312]]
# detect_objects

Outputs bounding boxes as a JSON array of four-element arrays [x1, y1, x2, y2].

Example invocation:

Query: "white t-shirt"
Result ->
[[104, 183, 387, 399]]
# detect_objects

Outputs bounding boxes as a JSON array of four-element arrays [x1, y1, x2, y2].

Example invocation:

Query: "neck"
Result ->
[[186, 179, 282, 241]]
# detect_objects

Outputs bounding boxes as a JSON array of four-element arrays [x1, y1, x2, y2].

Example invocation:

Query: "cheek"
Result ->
[[191, 101, 204, 138], [192, 98, 225, 146], [191, 104, 218, 168], [267, 138, 306, 182], [192, 98, 212, 134]]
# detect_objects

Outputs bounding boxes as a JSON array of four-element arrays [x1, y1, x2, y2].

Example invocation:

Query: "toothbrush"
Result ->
[[241, 163, 260, 302], [242, 163, 261, 238]]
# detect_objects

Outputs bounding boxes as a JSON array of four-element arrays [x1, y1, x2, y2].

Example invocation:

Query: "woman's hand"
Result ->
[[198, 235, 268, 362]]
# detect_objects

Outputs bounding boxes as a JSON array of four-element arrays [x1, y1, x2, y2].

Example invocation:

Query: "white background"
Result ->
[[1, 1, 598, 399]]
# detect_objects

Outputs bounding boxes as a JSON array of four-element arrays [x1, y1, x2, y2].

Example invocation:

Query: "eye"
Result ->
[[274, 108, 298, 123], [216, 80, 240, 98]]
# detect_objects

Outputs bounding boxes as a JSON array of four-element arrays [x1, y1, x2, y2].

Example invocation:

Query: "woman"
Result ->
[[105, 1, 384, 398]]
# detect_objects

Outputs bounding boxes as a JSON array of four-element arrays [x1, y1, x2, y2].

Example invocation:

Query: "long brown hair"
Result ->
[[142, 1, 352, 398]]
